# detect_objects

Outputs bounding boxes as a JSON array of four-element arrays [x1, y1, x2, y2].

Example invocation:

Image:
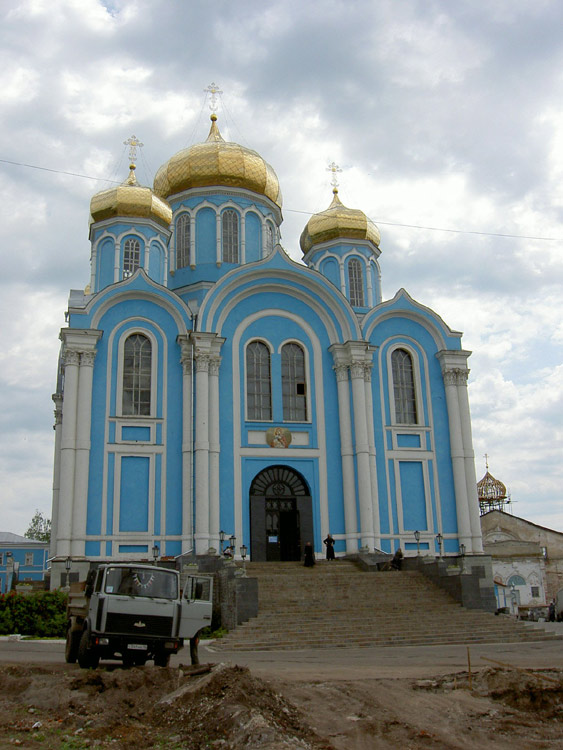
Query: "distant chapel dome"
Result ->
[[300, 189, 381, 255], [153, 114, 282, 208], [90, 165, 172, 229]]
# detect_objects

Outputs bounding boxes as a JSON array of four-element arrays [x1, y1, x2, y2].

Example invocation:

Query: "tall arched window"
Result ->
[[348, 258, 364, 307], [122, 334, 152, 415], [282, 343, 307, 421], [222, 209, 239, 263], [176, 214, 190, 269], [246, 341, 272, 420], [123, 238, 140, 278], [391, 348, 417, 424]]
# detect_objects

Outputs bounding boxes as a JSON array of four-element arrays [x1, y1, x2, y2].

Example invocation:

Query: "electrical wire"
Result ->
[[1, 155, 562, 243]]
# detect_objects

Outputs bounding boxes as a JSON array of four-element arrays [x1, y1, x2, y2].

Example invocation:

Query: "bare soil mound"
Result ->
[[0, 662, 560, 749]]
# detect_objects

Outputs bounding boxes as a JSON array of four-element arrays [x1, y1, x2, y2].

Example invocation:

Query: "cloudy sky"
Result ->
[[1, 0, 562, 537]]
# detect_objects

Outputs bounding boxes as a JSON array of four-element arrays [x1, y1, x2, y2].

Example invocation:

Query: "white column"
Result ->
[[56, 349, 80, 557], [194, 353, 210, 554], [240, 213, 246, 264], [457, 372, 483, 553], [339, 260, 346, 296], [215, 212, 221, 266], [50, 394, 63, 560], [208, 355, 222, 550], [330, 345, 358, 554], [71, 351, 96, 556], [366, 261, 374, 308], [190, 214, 196, 269], [114, 241, 120, 283], [178, 337, 194, 553], [441, 367, 472, 548], [363, 360, 381, 549], [350, 359, 375, 550]]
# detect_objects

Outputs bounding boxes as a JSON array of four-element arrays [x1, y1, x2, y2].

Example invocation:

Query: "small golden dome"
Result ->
[[300, 189, 380, 255], [477, 471, 507, 501], [153, 115, 282, 208], [90, 165, 172, 229]]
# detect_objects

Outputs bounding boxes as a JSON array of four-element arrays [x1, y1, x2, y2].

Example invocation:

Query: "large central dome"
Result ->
[[153, 115, 282, 208]]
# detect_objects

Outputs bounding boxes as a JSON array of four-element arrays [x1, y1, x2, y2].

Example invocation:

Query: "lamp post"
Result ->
[[414, 530, 421, 557], [219, 530, 226, 555], [240, 544, 247, 576], [510, 582, 517, 615], [65, 556, 72, 588], [229, 535, 236, 557], [152, 544, 160, 564], [435, 533, 443, 559], [459, 543, 466, 573]]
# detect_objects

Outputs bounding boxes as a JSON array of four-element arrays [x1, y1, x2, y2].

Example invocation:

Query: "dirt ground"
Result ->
[[0, 661, 561, 749]]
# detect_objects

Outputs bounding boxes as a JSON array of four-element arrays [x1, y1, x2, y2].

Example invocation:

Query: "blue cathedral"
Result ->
[[50, 112, 483, 574]]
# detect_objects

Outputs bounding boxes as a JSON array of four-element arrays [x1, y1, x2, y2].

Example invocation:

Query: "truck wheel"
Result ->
[[154, 652, 170, 668], [65, 627, 81, 664], [78, 629, 100, 669]]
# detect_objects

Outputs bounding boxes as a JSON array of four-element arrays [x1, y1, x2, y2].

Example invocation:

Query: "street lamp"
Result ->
[[152, 544, 160, 564], [219, 530, 226, 554], [65, 556, 72, 587], [240, 544, 247, 576], [435, 533, 443, 559], [510, 581, 517, 615], [459, 543, 466, 573], [229, 535, 236, 556], [414, 530, 421, 556]]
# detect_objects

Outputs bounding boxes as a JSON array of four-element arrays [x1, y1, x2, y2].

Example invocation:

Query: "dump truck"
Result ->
[[65, 563, 213, 668]]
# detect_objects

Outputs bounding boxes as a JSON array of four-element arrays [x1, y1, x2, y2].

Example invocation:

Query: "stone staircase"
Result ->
[[211, 560, 563, 651]]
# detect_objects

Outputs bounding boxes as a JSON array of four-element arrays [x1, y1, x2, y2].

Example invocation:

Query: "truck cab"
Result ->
[[66, 564, 212, 668]]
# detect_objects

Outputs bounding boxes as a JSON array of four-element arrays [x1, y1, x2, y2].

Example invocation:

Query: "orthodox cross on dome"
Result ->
[[327, 161, 342, 192], [484, 453, 489, 471], [204, 82, 223, 115], [123, 135, 144, 168]]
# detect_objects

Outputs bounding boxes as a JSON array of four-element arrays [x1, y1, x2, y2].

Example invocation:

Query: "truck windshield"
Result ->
[[104, 567, 178, 599]]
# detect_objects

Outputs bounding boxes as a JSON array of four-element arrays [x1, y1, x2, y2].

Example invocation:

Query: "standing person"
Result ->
[[323, 534, 336, 561], [549, 599, 556, 622], [304, 541, 315, 567]]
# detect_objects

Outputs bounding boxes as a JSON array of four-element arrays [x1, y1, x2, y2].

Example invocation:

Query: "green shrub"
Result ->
[[0, 590, 68, 637]]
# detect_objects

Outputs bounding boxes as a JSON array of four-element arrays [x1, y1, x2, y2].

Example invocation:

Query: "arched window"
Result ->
[[246, 341, 272, 421], [123, 238, 140, 278], [282, 343, 307, 421], [348, 258, 364, 306], [222, 209, 239, 263], [122, 334, 152, 415], [176, 214, 190, 269], [391, 348, 417, 424], [265, 224, 274, 255]]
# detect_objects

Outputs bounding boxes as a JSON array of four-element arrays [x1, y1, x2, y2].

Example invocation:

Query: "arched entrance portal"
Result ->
[[249, 466, 313, 562]]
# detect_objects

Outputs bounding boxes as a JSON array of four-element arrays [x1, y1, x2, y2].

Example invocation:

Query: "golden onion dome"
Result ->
[[90, 165, 172, 229], [153, 114, 282, 208], [300, 189, 380, 255], [477, 471, 507, 501]]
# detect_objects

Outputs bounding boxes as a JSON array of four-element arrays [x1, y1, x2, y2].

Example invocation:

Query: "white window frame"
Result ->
[[245, 339, 273, 421], [222, 209, 239, 263], [116, 329, 158, 418], [387, 343, 423, 426], [280, 341, 309, 422], [123, 237, 141, 278], [348, 257, 365, 307], [176, 212, 190, 269]]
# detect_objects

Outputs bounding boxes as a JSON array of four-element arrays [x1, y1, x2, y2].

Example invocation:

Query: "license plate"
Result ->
[[127, 643, 147, 651]]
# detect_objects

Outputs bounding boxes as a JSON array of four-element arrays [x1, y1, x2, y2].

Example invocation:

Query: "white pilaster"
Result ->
[[457, 371, 484, 553], [190, 214, 196, 269], [56, 349, 80, 557], [208, 353, 222, 550], [71, 350, 96, 556], [240, 213, 246, 264], [329, 345, 358, 554], [178, 336, 194, 553], [50, 394, 63, 560], [215, 212, 221, 266], [438, 352, 473, 549], [349, 347, 375, 550], [363, 357, 381, 549]]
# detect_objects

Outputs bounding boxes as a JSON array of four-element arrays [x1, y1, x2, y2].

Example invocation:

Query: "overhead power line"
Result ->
[[2, 156, 562, 243]]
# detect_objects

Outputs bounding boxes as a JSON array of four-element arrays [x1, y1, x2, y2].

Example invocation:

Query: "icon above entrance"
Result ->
[[249, 465, 313, 562]]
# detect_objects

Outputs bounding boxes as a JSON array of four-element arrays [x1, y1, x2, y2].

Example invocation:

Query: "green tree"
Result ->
[[24, 510, 51, 543]]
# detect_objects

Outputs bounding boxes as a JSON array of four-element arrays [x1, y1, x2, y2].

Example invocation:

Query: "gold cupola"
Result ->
[[90, 164, 172, 229], [300, 188, 380, 255], [153, 114, 282, 208]]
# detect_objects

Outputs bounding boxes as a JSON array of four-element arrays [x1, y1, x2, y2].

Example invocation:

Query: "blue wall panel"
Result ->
[[399, 461, 427, 531], [119, 456, 150, 532]]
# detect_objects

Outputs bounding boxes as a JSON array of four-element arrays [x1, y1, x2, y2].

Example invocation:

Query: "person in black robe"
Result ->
[[323, 534, 336, 561], [304, 541, 315, 567], [390, 548, 403, 571]]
